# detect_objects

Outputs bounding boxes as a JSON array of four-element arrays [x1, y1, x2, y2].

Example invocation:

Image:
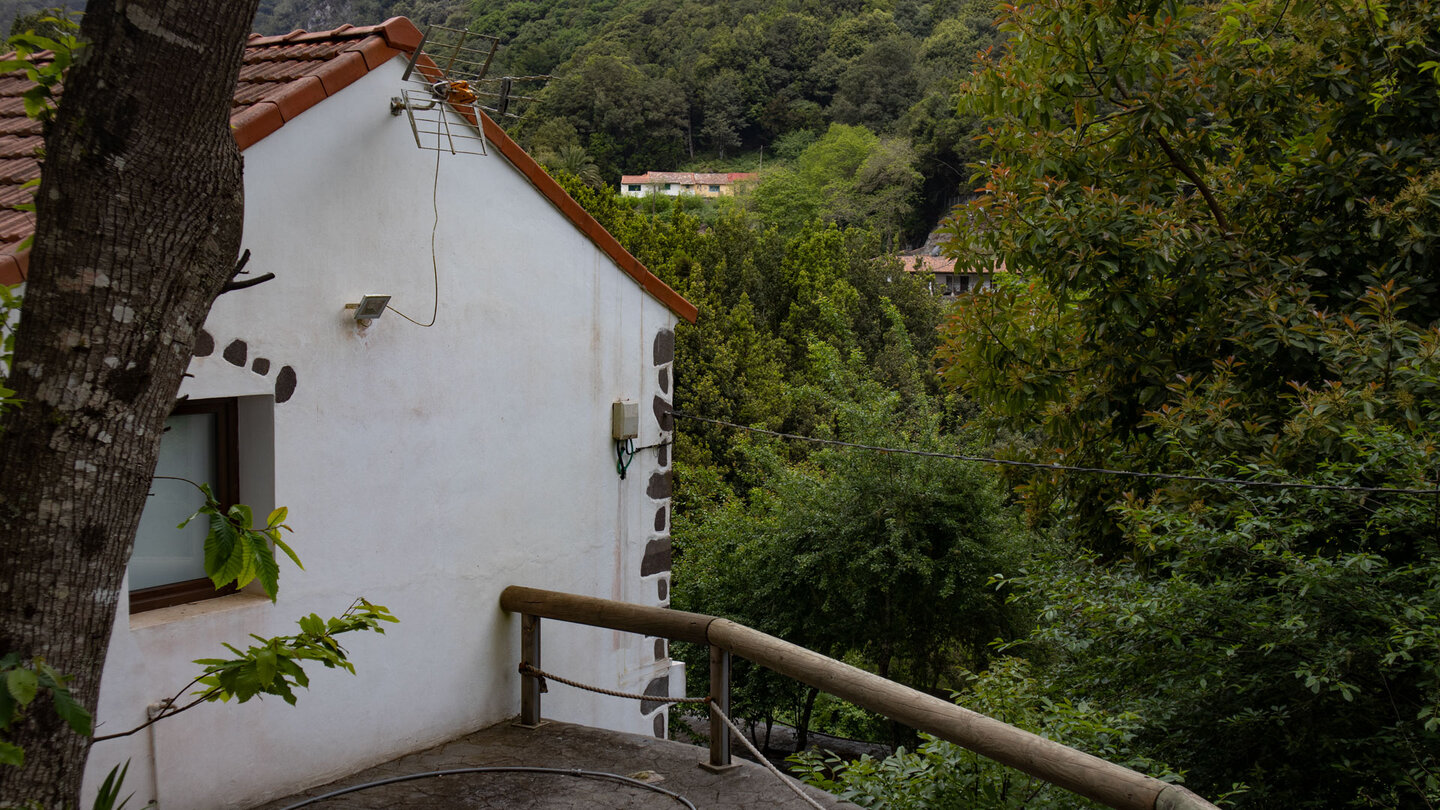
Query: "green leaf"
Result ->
[[252, 539, 281, 601], [93, 760, 132, 810], [266, 506, 288, 529], [228, 503, 255, 529], [254, 648, 278, 686], [204, 510, 246, 589], [271, 534, 304, 571], [298, 614, 324, 637], [5, 668, 37, 705], [51, 688, 92, 736], [0, 740, 22, 767]]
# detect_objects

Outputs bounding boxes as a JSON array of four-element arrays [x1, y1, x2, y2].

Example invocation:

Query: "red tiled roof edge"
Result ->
[[0, 249, 26, 284], [230, 16, 419, 151]]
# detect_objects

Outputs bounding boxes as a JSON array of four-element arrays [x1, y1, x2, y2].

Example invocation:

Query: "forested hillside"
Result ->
[[504, 0, 999, 235], [5, 0, 994, 241]]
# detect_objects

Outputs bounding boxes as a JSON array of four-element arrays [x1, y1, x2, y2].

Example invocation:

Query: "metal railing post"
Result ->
[[518, 613, 544, 728], [704, 645, 737, 771]]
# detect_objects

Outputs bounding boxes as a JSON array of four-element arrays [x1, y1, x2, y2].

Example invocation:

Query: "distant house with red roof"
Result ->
[[903, 251, 1005, 296], [619, 170, 758, 198], [2, 18, 693, 808]]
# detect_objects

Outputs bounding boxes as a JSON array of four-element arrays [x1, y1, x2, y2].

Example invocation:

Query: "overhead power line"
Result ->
[[672, 411, 1440, 496]]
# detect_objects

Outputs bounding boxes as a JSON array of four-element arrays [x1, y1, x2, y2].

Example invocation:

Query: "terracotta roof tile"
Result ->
[[0, 184, 30, 206], [0, 16, 697, 321], [270, 75, 326, 121], [0, 157, 38, 183], [311, 50, 367, 95], [0, 251, 27, 284], [0, 135, 40, 158], [345, 37, 402, 71], [0, 208, 33, 240], [0, 116, 41, 136]]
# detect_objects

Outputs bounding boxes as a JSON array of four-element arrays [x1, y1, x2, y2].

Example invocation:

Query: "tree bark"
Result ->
[[0, 1, 260, 804], [794, 684, 819, 753]]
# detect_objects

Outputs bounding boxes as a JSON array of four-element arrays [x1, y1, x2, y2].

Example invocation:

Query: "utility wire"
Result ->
[[387, 138, 442, 328], [672, 411, 1440, 496]]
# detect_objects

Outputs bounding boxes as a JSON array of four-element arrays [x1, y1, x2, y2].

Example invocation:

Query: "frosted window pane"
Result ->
[[129, 413, 217, 591]]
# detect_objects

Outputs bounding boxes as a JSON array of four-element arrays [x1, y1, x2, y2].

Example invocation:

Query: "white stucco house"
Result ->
[[618, 171, 758, 198], [902, 253, 1004, 296], [0, 17, 695, 809]]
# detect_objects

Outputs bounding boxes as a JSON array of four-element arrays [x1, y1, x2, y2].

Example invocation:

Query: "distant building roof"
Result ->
[[620, 171, 758, 185], [901, 254, 1005, 275]]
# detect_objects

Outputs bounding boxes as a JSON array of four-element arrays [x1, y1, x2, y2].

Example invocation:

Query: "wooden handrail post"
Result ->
[[517, 613, 544, 728], [703, 645, 738, 772]]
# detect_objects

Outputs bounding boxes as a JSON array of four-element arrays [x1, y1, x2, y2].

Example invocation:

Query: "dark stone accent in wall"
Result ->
[[653, 714, 666, 739], [658, 366, 670, 394], [657, 442, 668, 467], [655, 638, 666, 659], [641, 676, 670, 714], [657, 578, 668, 601], [653, 395, 672, 431], [193, 330, 215, 357], [647, 471, 672, 500], [252, 357, 271, 376], [654, 507, 667, 532], [641, 537, 672, 576], [275, 365, 298, 404], [223, 339, 247, 366], [653, 330, 674, 366]]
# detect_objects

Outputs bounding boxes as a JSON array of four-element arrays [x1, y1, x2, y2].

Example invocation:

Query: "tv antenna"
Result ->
[[389, 24, 550, 156]]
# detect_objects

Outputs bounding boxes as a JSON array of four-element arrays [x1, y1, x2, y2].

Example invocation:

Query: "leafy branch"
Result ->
[[91, 599, 398, 743], [157, 476, 302, 601], [0, 655, 92, 768]]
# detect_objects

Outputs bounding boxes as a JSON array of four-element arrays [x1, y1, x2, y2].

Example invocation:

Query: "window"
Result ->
[[708, 185, 720, 193], [128, 398, 239, 612], [627, 184, 640, 192]]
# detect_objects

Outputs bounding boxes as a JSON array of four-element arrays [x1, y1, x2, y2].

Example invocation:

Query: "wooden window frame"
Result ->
[[129, 397, 241, 613]]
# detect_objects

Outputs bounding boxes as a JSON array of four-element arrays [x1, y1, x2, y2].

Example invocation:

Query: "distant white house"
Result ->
[[619, 171, 758, 198], [903, 252, 1005, 296], [1, 17, 695, 810]]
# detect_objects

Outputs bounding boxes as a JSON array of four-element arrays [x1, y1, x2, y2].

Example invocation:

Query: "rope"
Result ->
[[517, 663, 831, 808], [518, 663, 711, 704], [673, 410, 1440, 496], [712, 710, 829, 810]]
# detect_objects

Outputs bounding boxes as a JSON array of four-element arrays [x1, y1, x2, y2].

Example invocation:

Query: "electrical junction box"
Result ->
[[612, 400, 639, 440]]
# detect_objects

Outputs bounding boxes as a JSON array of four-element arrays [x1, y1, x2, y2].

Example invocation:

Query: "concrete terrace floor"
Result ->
[[251, 719, 861, 810]]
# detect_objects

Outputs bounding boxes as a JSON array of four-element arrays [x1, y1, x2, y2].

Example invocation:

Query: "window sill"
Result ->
[[129, 589, 271, 630]]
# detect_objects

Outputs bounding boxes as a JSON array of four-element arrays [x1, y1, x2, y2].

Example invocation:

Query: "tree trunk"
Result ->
[[0, 1, 260, 804], [794, 685, 819, 753]]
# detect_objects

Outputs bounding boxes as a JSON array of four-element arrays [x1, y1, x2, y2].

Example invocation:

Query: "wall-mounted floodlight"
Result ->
[[346, 295, 391, 323]]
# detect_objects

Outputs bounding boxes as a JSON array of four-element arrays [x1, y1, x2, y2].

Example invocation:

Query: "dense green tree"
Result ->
[[932, 0, 1440, 803], [674, 343, 1025, 747], [541, 51, 687, 179], [699, 70, 745, 158], [750, 123, 922, 244], [830, 34, 921, 131]]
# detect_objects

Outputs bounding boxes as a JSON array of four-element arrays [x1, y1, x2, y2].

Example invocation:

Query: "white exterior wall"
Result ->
[[80, 56, 681, 809]]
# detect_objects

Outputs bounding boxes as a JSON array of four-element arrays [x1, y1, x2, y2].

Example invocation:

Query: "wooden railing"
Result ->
[[500, 586, 1216, 810]]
